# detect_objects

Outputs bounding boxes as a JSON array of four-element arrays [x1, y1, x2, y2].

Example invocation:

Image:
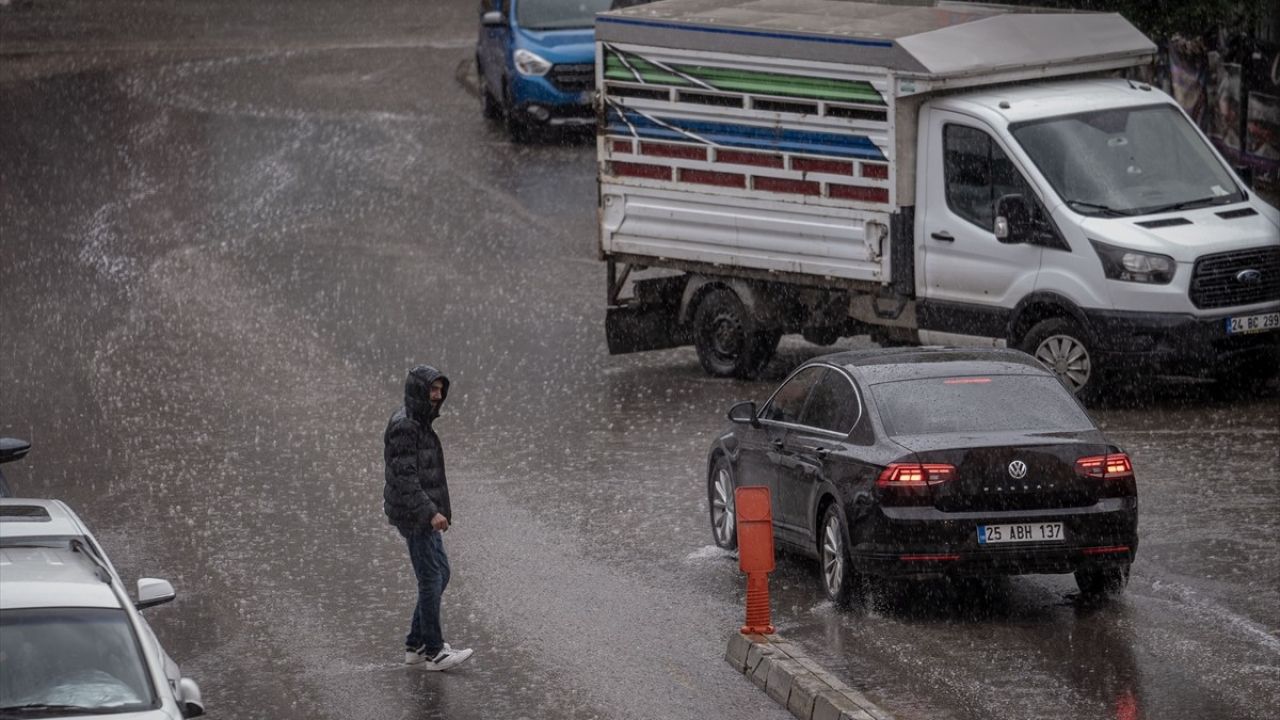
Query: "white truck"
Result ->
[[594, 0, 1280, 398]]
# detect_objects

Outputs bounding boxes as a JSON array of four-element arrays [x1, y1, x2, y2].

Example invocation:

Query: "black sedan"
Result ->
[[706, 348, 1138, 605]]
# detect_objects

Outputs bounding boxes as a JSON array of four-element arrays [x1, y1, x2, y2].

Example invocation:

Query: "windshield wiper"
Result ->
[[1065, 199, 1134, 217], [1141, 195, 1238, 215], [0, 704, 97, 718]]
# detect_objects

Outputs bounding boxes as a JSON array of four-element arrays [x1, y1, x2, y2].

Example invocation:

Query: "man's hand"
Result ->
[[431, 513, 449, 532]]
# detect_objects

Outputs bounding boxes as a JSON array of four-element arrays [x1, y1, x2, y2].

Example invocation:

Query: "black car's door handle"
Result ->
[[931, 231, 955, 242]]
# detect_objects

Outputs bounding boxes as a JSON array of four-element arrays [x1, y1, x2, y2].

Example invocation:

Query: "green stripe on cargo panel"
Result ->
[[604, 48, 885, 106]]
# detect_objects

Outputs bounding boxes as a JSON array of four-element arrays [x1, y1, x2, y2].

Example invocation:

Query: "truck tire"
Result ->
[[693, 288, 777, 378], [802, 326, 841, 347], [1020, 317, 1104, 402]]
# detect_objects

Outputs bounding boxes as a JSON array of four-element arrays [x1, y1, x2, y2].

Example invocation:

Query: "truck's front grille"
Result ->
[[1189, 247, 1280, 309], [548, 63, 594, 94]]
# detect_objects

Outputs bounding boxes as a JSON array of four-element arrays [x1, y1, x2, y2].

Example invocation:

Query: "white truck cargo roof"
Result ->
[[598, 0, 1155, 86]]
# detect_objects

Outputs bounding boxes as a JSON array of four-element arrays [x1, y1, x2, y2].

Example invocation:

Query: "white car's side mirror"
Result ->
[[136, 577, 177, 609], [179, 677, 205, 718]]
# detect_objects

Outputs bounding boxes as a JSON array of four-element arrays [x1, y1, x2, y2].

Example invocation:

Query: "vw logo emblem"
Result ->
[[1008, 460, 1028, 479], [1236, 269, 1263, 285]]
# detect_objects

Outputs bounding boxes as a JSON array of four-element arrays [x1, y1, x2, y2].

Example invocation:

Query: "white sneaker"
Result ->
[[421, 646, 473, 672], [404, 642, 450, 665]]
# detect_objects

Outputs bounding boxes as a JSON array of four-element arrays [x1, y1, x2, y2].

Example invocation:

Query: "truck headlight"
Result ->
[[514, 49, 552, 77], [1090, 240, 1176, 284]]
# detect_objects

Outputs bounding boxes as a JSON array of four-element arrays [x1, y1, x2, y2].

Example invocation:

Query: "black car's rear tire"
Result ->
[[1020, 317, 1104, 403], [819, 506, 862, 608], [693, 288, 778, 378], [1075, 563, 1130, 597], [708, 456, 737, 550]]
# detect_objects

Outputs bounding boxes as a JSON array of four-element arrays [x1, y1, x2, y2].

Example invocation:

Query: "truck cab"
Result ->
[[916, 80, 1279, 395]]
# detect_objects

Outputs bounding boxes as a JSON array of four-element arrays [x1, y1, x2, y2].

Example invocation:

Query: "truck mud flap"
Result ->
[[605, 303, 690, 355]]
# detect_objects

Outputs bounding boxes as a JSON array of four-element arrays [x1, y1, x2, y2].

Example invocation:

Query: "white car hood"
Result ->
[[1078, 202, 1280, 263]]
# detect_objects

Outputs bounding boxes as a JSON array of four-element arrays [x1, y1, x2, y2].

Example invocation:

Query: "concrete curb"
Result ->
[[726, 633, 895, 720]]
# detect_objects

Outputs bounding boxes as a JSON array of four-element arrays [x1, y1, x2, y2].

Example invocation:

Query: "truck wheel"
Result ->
[[693, 288, 775, 378], [1020, 318, 1103, 401], [802, 326, 841, 347]]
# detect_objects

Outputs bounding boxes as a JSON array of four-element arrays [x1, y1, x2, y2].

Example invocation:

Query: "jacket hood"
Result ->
[[404, 365, 449, 423]]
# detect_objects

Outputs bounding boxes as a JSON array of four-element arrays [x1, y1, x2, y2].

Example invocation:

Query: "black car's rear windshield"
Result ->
[[873, 374, 1094, 436]]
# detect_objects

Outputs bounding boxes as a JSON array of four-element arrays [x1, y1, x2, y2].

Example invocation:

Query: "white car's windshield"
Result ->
[[1011, 104, 1245, 217], [0, 608, 156, 715], [517, 0, 616, 30]]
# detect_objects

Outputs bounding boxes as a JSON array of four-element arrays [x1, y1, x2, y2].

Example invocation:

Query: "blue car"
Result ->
[[476, 0, 650, 141]]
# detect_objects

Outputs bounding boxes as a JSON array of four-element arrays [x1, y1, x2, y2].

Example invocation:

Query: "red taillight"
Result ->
[[878, 463, 956, 487], [1075, 453, 1134, 479]]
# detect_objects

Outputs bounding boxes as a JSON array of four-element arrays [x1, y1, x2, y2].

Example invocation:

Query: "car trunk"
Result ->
[[892, 430, 1110, 512]]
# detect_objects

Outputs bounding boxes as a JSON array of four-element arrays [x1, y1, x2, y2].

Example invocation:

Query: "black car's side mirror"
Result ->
[[727, 401, 759, 427], [994, 194, 1032, 244], [481, 10, 504, 26]]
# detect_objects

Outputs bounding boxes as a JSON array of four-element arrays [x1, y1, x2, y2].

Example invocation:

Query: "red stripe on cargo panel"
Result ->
[[611, 139, 634, 154], [793, 157, 853, 175], [680, 168, 745, 188], [611, 162, 672, 181], [829, 184, 889, 203], [753, 176, 821, 196], [861, 163, 889, 179], [716, 149, 785, 168], [641, 142, 707, 161]]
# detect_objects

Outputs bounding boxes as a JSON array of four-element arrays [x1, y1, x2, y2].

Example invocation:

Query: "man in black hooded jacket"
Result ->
[[384, 364, 473, 670]]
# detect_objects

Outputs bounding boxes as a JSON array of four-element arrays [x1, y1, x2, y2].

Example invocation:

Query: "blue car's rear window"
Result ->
[[873, 374, 1094, 436]]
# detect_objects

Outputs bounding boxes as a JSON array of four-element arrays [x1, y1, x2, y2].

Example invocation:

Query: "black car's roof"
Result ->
[[810, 347, 1049, 385]]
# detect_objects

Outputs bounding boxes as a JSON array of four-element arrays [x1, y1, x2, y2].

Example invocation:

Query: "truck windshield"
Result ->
[[1011, 104, 1244, 217], [517, 0, 616, 30]]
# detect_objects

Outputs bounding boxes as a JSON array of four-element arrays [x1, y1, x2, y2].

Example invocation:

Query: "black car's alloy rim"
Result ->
[[822, 514, 844, 597], [712, 467, 735, 545]]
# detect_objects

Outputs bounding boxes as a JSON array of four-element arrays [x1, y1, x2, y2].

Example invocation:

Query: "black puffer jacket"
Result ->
[[383, 365, 452, 534]]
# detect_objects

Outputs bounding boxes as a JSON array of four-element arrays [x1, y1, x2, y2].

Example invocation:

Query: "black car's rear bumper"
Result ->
[[850, 498, 1138, 578]]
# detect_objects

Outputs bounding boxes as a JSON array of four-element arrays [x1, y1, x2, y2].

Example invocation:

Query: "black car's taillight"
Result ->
[[1074, 453, 1134, 480], [877, 463, 956, 487]]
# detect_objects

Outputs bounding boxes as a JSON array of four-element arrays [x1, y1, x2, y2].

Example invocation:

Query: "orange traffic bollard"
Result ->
[[735, 486, 775, 635]]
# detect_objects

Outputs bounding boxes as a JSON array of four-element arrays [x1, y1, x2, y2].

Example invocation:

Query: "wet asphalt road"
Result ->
[[2, 2, 1278, 719]]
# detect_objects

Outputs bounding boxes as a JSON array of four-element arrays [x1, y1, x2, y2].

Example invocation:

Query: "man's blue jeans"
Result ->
[[404, 529, 450, 655]]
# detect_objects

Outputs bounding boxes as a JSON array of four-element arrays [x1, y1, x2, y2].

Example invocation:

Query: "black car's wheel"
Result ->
[[819, 505, 861, 608], [1021, 317, 1103, 402], [693, 288, 778, 378], [1075, 563, 1130, 597], [708, 456, 737, 550]]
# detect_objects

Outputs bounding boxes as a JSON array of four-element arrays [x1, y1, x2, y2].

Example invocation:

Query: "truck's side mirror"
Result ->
[[481, 10, 504, 26], [727, 401, 759, 427], [1235, 164, 1255, 190], [994, 194, 1032, 244]]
